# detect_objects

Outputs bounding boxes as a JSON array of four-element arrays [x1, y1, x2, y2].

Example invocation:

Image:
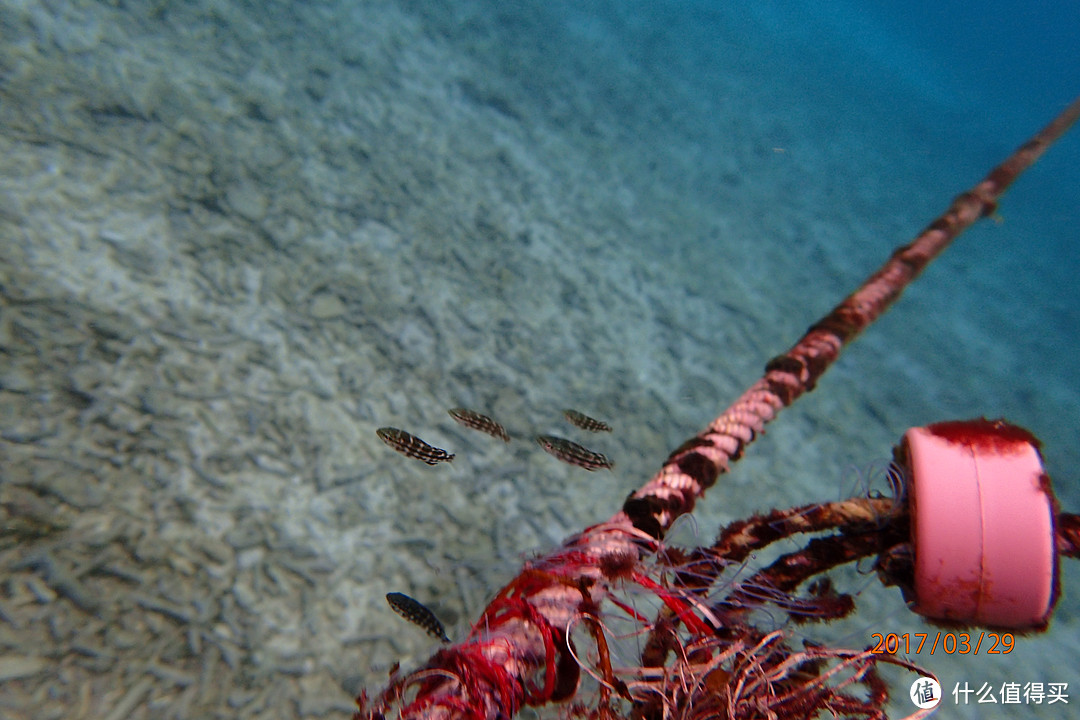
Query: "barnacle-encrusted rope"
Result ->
[[356, 97, 1080, 720], [624, 95, 1080, 539]]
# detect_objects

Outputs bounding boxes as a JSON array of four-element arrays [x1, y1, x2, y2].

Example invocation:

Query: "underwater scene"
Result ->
[[1, 1, 1078, 718]]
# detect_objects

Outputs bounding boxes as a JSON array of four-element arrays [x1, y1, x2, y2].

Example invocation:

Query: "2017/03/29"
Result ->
[[870, 631, 1016, 655]]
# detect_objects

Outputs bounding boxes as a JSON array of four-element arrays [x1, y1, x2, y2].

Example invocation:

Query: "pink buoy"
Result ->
[[903, 419, 1057, 628]]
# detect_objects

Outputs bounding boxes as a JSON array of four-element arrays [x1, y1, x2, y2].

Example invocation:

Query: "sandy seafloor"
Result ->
[[1, 1, 1079, 718]]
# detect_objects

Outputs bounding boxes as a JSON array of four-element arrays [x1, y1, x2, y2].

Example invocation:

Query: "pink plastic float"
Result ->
[[904, 418, 1057, 628]]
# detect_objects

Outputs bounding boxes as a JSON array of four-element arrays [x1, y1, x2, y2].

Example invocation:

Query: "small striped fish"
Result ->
[[376, 427, 454, 465], [563, 409, 613, 433], [535, 435, 614, 471], [448, 407, 510, 442], [386, 592, 450, 642]]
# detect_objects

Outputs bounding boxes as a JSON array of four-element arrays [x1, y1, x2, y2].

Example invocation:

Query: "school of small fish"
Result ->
[[376, 407, 612, 470], [378, 406, 615, 637]]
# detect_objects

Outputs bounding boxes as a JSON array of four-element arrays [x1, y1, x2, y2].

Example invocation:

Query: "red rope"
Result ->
[[623, 95, 1080, 540]]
